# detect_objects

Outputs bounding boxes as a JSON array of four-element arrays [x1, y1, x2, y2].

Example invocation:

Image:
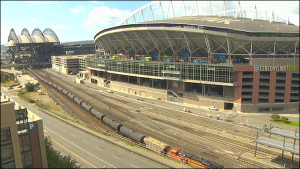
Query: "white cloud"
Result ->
[[31, 18, 39, 24], [51, 24, 72, 31], [71, 5, 86, 14], [82, 6, 131, 31]]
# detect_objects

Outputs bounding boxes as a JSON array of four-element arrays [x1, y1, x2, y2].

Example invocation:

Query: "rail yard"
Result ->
[[27, 68, 299, 168]]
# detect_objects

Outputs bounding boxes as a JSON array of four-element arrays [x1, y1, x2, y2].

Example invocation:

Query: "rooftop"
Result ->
[[142, 16, 299, 33]]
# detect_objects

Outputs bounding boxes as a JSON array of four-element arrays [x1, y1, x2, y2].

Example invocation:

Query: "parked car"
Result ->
[[136, 98, 143, 101], [208, 106, 218, 110], [107, 90, 113, 93], [183, 108, 191, 112]]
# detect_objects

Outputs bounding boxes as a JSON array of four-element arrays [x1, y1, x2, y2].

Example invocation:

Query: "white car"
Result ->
[[208, 106, 218, 110], [107, 90, 113, 93]]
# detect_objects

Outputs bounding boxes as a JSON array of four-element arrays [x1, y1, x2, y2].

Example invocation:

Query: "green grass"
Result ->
[[35, 101, 50, 110], [270, 120, 299, 127], [17, 91, 35, 103]]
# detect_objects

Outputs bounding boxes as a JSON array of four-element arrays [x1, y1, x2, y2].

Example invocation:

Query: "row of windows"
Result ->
[[88, 58, 234, 83]]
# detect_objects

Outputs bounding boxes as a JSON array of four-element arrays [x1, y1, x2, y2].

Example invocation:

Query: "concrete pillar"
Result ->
[[151, 79, 154, 88], [269, 71, 276, 103]]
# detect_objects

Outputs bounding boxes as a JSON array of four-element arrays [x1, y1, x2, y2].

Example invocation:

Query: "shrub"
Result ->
[[45, 136, 80, 168], [25, 82, 35, 92], [14, 65, 23, 71], [280, 116, 289, 122], [271, 114, 280, 121]]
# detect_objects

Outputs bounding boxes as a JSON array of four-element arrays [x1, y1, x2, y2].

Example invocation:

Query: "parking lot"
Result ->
[[1, 68, 39, 89]]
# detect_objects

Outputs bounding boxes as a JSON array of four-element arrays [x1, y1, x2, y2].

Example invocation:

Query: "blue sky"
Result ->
[[1, 1, 299, 45]]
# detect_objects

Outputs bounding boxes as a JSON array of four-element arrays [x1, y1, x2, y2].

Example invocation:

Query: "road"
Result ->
[[1, 88, 164, 168]]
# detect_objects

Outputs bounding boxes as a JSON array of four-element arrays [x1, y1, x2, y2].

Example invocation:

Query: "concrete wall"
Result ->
[[223, 86, 234, 98], [91, 76, 168, 100], [241, 102, 299, 113], [184, 93, 234, 110], [252, 58, 299, 65], [111, 81, 168, 100]]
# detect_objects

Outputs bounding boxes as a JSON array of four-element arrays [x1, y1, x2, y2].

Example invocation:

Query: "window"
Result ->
[[1, 128, 12, 143], [1, 145, 14, 161], [173, 81, 183, 88]]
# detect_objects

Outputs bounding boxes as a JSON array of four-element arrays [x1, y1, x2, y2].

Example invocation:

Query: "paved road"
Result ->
[[1, 88, 164, 168]]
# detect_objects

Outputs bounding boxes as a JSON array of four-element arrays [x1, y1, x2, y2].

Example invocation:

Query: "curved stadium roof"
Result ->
[[6, 28, 60, 46], [94, 1, 299, 57]]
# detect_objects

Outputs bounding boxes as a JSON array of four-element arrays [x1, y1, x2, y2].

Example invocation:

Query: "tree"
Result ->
[[280, 116, 289, 122], [25, 82, 35, 92], [45, 136, 80, 168], [271, 114, 280, 121]]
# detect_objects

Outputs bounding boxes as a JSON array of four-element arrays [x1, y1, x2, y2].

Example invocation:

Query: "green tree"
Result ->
[[271, 114, 280, 121], [280, 116, 289, 122], [45, 136, 80, 168], [25, 82, 35, 92]]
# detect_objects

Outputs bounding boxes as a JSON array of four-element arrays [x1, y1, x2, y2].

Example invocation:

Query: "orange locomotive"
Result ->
[[168, 147, 224, 169]]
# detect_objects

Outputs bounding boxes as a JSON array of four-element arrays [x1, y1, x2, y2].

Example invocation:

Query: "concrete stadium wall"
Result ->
[[183, 93, 234, 110], [110, 81, 168, 101], [252, 58, 299, 65], [91, 76, 168, 101], [241, 102, 299, 113]]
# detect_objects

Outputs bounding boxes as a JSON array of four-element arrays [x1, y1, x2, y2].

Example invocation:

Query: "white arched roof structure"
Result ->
[[6, 28, 59, 46], [119, 1, 298, 26], [32, 28, 45, 43]]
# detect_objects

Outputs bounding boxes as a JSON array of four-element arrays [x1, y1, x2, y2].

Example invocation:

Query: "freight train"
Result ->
[[28, 68, 224, 169]]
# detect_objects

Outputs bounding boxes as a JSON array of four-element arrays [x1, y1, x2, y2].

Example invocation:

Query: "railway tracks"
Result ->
[[33, 69, 299, 168], [156, 117, 299, 168]]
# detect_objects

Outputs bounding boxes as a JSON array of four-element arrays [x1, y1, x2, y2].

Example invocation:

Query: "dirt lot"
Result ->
[[13, 87, 67, 118]]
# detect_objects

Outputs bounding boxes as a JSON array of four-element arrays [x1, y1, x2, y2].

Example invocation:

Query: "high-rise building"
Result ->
[[1, 101, 48, 168]]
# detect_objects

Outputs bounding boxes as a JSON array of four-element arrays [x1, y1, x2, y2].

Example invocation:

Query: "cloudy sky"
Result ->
[[1, 1, 299, 45]]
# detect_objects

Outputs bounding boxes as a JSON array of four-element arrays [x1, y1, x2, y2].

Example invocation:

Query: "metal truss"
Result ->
[[98, 28, 298, 64], [119, 1, 295, 26]]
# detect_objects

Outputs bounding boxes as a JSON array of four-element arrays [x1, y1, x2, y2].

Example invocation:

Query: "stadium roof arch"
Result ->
[[6, 28, 60, 46], [94, 0, 299, 61]]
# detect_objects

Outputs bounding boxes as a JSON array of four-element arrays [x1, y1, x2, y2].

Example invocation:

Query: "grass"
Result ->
[[17, 90, 35, 103], [270, 120, 299, 127], [35, 101, 50, 110]]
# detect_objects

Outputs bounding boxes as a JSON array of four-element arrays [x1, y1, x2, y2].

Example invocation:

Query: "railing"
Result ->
[[168, 90, 183, 103]]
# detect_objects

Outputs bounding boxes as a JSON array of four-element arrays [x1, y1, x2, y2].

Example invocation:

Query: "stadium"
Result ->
[[88, 1, 299, 113], [5, 29, 95, 66], [6, 28, 62, 63]]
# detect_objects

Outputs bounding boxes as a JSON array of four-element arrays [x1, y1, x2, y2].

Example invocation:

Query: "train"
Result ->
[[28, 68, 224, 169]]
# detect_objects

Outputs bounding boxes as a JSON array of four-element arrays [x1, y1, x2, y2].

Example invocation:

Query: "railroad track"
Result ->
[[157, 117, 299, 168], [33, 69, 299, 168], [136, 106, 299, 164]]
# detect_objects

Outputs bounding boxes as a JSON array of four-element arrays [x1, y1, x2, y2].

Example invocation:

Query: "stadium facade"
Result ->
[[88, 1, 299, 112]]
